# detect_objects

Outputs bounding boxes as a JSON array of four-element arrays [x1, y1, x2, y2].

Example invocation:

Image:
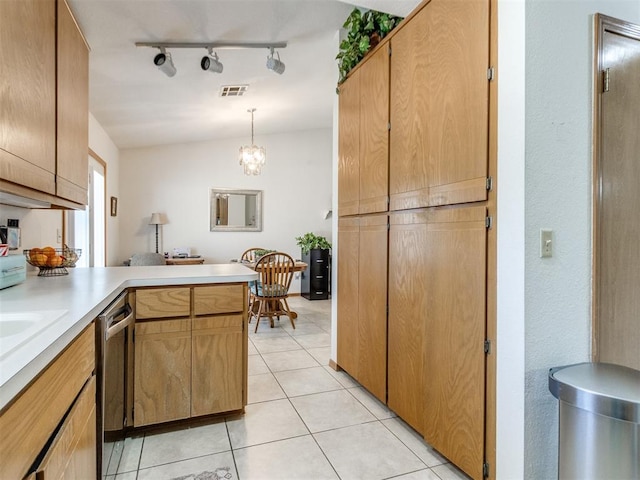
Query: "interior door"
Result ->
[[594, 15, 640, 370]]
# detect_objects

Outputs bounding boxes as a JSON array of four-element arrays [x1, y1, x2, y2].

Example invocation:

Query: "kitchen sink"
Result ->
[[0, 310, 68, 359]]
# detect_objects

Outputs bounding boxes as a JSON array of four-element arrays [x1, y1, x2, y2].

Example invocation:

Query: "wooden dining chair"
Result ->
[[241, 247, 267, 263], [249, 252, 296, 333]]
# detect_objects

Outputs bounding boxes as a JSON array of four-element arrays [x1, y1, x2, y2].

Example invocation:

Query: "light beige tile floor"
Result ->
[[104, 296, 470, 480]]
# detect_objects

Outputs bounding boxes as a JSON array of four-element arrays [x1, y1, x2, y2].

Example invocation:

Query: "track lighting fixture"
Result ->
[[153, 47, 176, 77], [201, 48, 223, 74], [137, 42, 287, 76], [266, 47, 285, 75]]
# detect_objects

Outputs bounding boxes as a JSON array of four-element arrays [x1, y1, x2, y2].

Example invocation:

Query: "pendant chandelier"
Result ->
[[238, 108, 266, 176]]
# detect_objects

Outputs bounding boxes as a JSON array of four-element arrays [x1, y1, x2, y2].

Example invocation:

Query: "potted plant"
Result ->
[[295, 232, 332, 254], [295, 233, 331, 300], [336, 7, 403, 84]]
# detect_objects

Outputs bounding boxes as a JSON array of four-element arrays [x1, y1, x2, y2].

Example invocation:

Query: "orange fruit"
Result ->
[[47, 255, 63, 267], [29, 248, 43, 261], [42, 246, 56, 258], [33, 253, 47, 266]]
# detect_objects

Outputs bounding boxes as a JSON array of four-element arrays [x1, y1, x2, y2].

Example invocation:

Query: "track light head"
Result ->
[[153, 47, 176, 77], [201, 50, 223, 74], [266, 47, 285, 75]]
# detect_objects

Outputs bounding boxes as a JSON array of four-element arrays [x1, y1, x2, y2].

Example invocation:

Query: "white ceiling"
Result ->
[[68, 0, 420, 149]]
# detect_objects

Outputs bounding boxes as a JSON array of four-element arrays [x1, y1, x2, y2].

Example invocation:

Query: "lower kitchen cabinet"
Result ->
[[133, 284, 247, 427], [337, 214, 388, 402], [134, 318, 191, 427], [0, 324, 96, 479], [36, 376, 97, 479], [388, 205, 487, 480], [191, 314, 243, 416]]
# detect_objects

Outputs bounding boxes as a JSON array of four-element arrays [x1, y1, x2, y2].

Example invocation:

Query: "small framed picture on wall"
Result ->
[[110, 196, 118, 216]]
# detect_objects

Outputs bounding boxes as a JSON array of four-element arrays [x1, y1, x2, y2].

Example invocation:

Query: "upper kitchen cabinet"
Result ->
[[338, 45, 390, 217], [0, 0, 88, 207], [358, 46, 390, 215], [338, 69, 360, 217], [56, 0, 89, 205], [389, 0, 491, 210], [0, 0, 57, 195]]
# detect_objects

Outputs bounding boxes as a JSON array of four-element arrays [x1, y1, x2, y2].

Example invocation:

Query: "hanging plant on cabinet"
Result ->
[[336, 8, 403, 85]]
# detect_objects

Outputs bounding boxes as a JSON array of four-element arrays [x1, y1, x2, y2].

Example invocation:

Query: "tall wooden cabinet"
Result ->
[[0, 0, 88, 207], [336, 0, 494, 478]]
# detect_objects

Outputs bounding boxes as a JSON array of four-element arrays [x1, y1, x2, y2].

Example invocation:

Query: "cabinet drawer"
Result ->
[[0, 324, 94, 480], [135, 318, 191, 336], [36, 376, 97, 479], [136, 288, 190, 319], [193, 284, 244, 315], [193, 314, 243, 333]]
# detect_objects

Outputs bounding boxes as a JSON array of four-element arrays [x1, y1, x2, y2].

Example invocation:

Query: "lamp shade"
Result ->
[[149, 213, 165, 225]]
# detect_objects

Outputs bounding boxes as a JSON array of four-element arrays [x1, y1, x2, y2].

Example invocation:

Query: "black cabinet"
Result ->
[[301, 249, 330, 300]]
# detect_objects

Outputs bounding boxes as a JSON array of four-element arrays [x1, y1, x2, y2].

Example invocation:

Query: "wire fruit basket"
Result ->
[[24, 246, 82, 277]]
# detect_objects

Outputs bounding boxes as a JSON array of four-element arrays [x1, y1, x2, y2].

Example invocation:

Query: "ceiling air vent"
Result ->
[[220, 85, 249, 97]]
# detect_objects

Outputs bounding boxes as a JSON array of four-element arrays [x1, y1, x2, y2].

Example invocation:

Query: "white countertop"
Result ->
[[0, 263, 258, 410]]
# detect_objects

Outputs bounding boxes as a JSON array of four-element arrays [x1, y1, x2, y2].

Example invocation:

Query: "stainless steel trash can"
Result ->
[[549, 363, 640, 480]]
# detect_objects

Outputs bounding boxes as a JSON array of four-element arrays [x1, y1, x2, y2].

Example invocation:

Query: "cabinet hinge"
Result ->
[[486, 176, 493, 191], [387, 122, 391, 131], [388, 44, 392, 56], [483, 461, 490, 478], [603, 68, 610, 93], [485, 216, 493, 229], [484, 339, 491, 354], [387, 222, 390, 231], [487, 66, 495, 81]]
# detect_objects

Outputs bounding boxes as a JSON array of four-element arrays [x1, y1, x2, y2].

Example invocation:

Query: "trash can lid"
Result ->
[[549, 362, 640, 423]]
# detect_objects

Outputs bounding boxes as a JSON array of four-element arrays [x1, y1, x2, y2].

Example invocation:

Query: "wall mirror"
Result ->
[[210, 188, 262, 232]]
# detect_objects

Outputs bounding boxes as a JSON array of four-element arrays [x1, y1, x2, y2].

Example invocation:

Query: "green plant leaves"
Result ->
[[336, 7, 403, 85], [295, 233, 332, 254]]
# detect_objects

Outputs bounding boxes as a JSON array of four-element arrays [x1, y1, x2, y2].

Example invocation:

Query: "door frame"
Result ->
[[591, 14, 640, 360]]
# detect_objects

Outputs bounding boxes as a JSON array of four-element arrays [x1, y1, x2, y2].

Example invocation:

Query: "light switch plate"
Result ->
[[540, 229, 553, 258]]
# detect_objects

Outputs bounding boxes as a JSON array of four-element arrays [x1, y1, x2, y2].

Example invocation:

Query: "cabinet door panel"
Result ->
[[337, 217, 359, 375], [388, 210, 429, 433], [56, 0, 89, 204], [357, 214, 388, 401], [194, 284, 245, 315], [134, 319, 191, 426], [424, 0, 490, 206], [338, 72, 360, 216], [192, 315, 244, 416], [37, 376, 97, 480], [359, 48, 390, 214], [136, 288, 191, 319], [389, 7, 429, 211], [423, 205, 486, 480], [0, 0, 56, 194], [390, 0, 490, 210]]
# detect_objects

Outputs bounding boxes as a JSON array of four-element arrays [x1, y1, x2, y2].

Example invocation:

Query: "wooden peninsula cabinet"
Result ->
[[133, 284, 247, 428]]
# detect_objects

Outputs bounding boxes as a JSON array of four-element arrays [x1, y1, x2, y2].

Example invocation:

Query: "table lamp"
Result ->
[[149, 213, 166, 253]]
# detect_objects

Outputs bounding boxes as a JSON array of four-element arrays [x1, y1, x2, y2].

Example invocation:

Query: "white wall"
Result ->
[[515, 2, 640, 479], [0, 206, 62, 272], [118, 128, 333, 292], [89, 112, 121, 266]]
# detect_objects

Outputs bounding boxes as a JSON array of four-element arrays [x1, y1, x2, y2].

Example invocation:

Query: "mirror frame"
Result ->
[[209, 188, 263, 232]]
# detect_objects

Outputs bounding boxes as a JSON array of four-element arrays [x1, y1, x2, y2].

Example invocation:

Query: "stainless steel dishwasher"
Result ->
[[97, 290, 133, 477]]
